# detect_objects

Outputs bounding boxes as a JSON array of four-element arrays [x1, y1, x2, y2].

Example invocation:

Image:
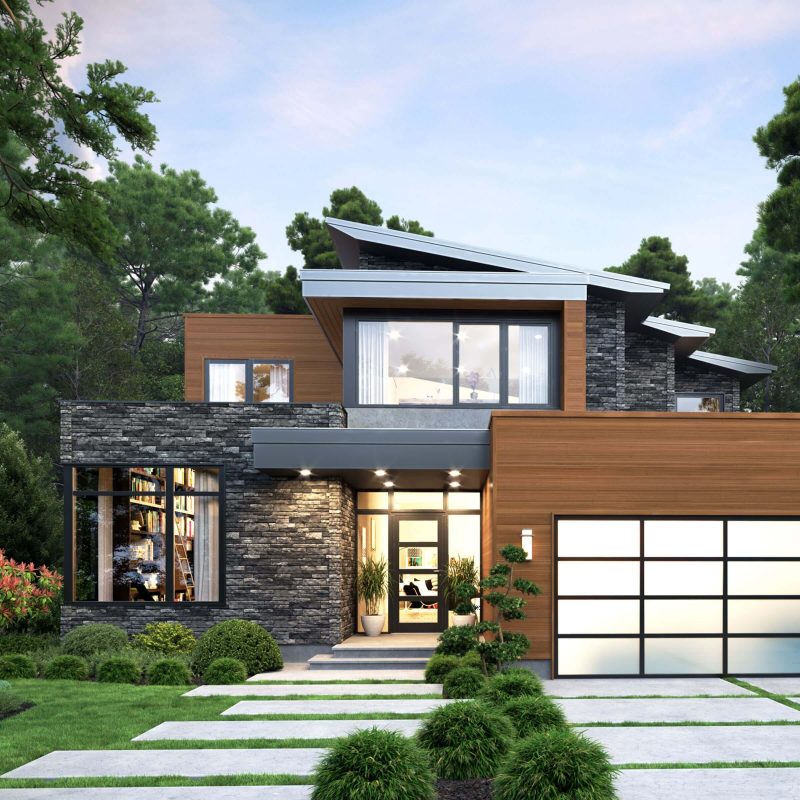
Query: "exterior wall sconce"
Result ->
[[521, 528, 533, 561]]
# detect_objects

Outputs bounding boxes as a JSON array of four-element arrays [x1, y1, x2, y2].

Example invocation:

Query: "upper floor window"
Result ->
[[676, 393, 724, 412], [206, 359, 292, 403], [356, 318, 556, 407]]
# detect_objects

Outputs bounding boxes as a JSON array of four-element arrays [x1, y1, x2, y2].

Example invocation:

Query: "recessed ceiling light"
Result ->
[[383, 480, 395, 488], [374, 469, 387, 477], [449, 481, 461, 489], [299, 469, 312, 477], [448, 469, 462, 477]]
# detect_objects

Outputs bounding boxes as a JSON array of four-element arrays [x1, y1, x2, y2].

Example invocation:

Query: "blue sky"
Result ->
[[44, 0, 800, 285]]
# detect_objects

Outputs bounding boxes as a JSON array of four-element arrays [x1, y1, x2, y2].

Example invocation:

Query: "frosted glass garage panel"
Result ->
[[728, 521, 800, 557], [728, 638, 800, 674], [557, 520, 640, 557], [728, 562, 800, 596], [645, 561, 723, 596], [728, 600, 800, 634], [557, 638, 639, 676], [558, 600, 639, 634], [645, 600, 722, 634], [645, 638, 722, 674], [644, 520, 723, 557], [558, 561, 640, 596]]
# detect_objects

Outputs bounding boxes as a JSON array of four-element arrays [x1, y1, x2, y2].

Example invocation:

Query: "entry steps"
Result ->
[[307, 636, 436, 671]]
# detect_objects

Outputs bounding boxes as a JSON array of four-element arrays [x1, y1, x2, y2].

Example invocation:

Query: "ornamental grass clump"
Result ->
[[424, 653, 460, 684], [147, 658, 192, 686], [494, 729, 618, 800], [62, 623, 128, 658], [502, 695, 567, 737], [312, 727, 435, 800], [442, 665, 486, 699], [0, 654, 36, 679], [203, 657, 247, 685], [479, 668, 543, 706], [133, 622, 196, 655], [417, 700, 515, 779], [43, 654, 89, 681], [191, 619, 282, 676], [96, 655, 141, 684]]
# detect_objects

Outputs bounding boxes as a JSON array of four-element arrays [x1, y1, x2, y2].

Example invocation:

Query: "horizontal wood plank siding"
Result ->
[[184, 314, 342, 403], [488, 411, 800, 666]]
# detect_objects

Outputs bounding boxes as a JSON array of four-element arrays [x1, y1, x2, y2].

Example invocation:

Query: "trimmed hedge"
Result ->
[[96, 656, 141, 684], [191, 620, 282, 676], [424, 654, 460, 684], [442, 666, 486, 699], [147, 658, 193, 686], [43, 655, 89, 681], [0, 654, 36, 679], [478, 668, 543, 706], [203, 657, 247, 685], [62, 624, 128, 658]]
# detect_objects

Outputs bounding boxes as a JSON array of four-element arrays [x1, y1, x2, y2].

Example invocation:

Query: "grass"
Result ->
[[578, 720, 800, 727], [0, 775, 313, 789], [725, 677, 800, 713], [617, 761, 800, 769]]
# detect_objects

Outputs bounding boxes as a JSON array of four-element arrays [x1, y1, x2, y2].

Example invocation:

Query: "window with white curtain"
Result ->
[[206, 360, 292, 403], [356, 318, 555, 407]]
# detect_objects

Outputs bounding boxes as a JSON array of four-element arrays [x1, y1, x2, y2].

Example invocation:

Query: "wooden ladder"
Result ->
[[175, 533, 194, 598]]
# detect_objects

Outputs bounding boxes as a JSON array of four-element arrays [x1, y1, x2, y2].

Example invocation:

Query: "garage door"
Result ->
[[554, 518, 800, 677]]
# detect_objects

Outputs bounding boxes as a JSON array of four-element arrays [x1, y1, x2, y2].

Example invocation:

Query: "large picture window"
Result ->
[[206, 360, 292, 403], [354, 316, 556, 407], [68, 466, 223, 604]]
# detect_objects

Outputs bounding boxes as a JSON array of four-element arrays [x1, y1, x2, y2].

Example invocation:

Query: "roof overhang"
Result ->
[[641, 316, 715, 358], [688, 351, 777, 389], [251, 427, 489, 490]]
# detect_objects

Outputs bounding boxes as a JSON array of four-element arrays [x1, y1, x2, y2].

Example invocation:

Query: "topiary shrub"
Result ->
[[133, 622, 196, 656], [96, 656, 141, 684], [191, 619, 282, 677], [203, 657, 247, 685], [459, 649, 496, 676], [417, 700, 515, 779], [435, 624, 477, 657], [478, 668, 543, 706], [442, 666, 486, 699], [62, 623, 128, 658], [312, 727, 435, 800], [494, 729, 618, 800], [0, 654, 36, 679], [502, 695, 567, 737], [424, 653, 460, 684], [147, 658, 192, 686], [43, 654, 89, 681]]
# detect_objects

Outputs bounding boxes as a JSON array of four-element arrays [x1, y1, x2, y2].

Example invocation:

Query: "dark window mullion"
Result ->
[[166, 470, 175, 604], [500, 323, 509, 406], [452, 322, 459, 406]]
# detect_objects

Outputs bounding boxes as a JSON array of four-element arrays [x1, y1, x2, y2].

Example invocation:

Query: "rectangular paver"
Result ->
[[544, 678, 752, 697], [0, 789, 312, 800], [186, 683, 439, 697], [2, 749, 327, 779], [221, 698, 449, 715], [248, 667, 425, 682], [616, 767, 800, 800], [559, 696, 800, 723], [582, 725, 800, 764], [134, 719, 422, 740], [744, 677, 800, 696]]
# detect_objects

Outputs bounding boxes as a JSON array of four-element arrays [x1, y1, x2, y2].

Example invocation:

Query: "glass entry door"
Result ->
[[389, 514, 447, 631]]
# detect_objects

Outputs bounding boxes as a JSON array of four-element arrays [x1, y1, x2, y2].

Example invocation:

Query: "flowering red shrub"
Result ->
[[0, 550, 62, 629]]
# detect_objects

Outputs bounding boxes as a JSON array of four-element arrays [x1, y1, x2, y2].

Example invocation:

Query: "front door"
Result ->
[[389, 513, 448, 631]]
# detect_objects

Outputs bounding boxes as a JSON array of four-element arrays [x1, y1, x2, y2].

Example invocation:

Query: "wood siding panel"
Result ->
[[562, 301, 586, 411], [184, 314, 342, 403], [488, 412, 800, 667]]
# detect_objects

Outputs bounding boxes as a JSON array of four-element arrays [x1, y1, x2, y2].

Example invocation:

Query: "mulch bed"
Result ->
[[437, 779, 493, 799]]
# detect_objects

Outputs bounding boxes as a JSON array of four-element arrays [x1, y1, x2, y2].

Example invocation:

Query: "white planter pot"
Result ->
[[361, 614, 384, 637], [452, 613, 476, 627]]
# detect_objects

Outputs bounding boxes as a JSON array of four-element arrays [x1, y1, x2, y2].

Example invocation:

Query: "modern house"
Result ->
[[61, 218, 800, 678]]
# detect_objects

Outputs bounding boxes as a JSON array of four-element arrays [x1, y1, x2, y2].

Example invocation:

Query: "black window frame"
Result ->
[[554, 515, 800, 679], [343, 310, 560, 409], [63, 464, 226, 607], [675, 392, 725, 412], [204, 358, 294, 403]]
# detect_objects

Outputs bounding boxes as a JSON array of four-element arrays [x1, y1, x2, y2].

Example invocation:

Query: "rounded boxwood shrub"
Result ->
[[191, 619, 282, 677], [312, 727, 435, 800], [147, 658, 192, 686], [442, 665, 486, 699], [417, 700, 515, 779], [0, 654, 36, 679], [133, 622, 196, 656], [43, 654, 89, 681], [478, 668, 543, 706], [62, 624, 128, 658], [435, 624, 477, 657], [494, 729, 618, 800], [424, 653, 460, 684], [96, 656, 141, 684], [459, 649, 495, 675], [502, 695, 567, 737], [203, 657, 247, 685]]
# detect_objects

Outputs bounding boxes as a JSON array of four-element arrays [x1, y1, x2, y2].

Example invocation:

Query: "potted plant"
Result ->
[[446, 557, 479, 626], [357, 556, 387, 636]]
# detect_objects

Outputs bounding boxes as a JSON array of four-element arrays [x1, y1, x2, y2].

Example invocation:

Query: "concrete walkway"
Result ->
[[186, 682, 439, 697], [543, 677, 752, 697], [559, 696, 800, 723], [0, 790, 314, 800], [221, 698, 449, 716], [745, 677, 800, 696], [248, 664, 425, 682], [616, 767, 800, 799], [134, 719, 422, 740]]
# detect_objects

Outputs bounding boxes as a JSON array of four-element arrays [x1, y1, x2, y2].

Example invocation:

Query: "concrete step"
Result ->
[[307, 653, 429, 671], [330, 643, 435, 660]]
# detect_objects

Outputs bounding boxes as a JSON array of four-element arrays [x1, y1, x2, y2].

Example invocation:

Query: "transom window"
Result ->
[[676, 393, 724, 412], [355, 318, 556, 407], [206, 359, 292, 403]]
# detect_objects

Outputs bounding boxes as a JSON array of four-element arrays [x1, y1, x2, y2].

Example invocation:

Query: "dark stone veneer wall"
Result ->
[[60, 402, 355, 646], [585, 296, 626, 410], [675, 360, 740, 411]]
